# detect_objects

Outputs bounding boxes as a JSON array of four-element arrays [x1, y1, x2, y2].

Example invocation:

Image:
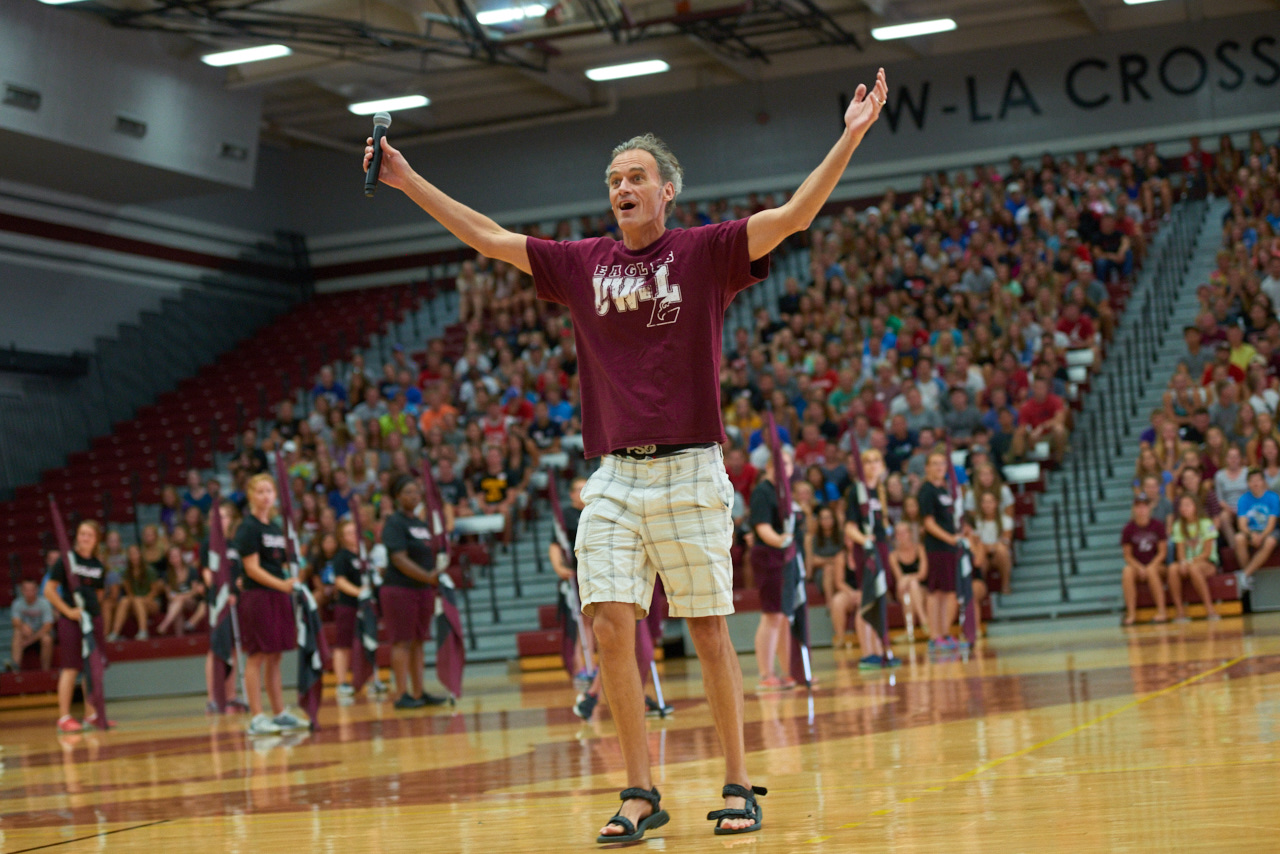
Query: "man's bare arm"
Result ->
[[746, 68, 887, 262], [363, 137, 530, 274]]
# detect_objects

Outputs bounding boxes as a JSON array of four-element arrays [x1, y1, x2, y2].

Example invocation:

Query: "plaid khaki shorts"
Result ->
[[576, 444, 735, 619]]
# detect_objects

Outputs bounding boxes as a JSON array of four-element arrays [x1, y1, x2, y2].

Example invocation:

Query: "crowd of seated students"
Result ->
[[1121, 129, 1280, 625], [16, 135, 1269, 678], [722, 136, 1208, 661]]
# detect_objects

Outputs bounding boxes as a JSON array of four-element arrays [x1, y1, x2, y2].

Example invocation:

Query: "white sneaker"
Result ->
[[336, 684, 355, 699], [272, 710, 308, 731], [135, 630, 149, 641], [247, 714, 282, 736]]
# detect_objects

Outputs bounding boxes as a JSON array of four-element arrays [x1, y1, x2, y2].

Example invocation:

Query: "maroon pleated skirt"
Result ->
[[238, 588, 297, 655], [379, 585, 433, 644]]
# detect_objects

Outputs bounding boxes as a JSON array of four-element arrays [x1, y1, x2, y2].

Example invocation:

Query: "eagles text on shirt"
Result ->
[[591, 253, 682, 327]]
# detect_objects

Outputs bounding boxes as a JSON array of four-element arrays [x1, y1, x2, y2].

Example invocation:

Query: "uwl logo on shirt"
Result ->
[[592, 256, 682, 327], [262, 534, 287, 549]]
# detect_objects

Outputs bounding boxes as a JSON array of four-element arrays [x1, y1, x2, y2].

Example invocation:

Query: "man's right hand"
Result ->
[[363, 136, 412, 192]]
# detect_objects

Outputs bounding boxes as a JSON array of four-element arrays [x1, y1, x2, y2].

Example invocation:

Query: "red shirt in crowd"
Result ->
[[1056, 313, 1095, 344], [794, 438, 829, 468], [1019, 393, 1065, 428], [1121, 518, 1166, 565], [527, 219, 768, 457], [726, 463, 758, 499]]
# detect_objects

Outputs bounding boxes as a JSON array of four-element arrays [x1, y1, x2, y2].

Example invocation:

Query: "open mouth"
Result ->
[[618, 201, 637, 212]]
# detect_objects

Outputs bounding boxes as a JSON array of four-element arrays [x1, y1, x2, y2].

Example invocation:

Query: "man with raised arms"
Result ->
[[363, 66, 888, 842]]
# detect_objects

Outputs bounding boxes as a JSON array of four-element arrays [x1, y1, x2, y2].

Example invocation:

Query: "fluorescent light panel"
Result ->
[[348, 94, 430, 115], [201, 44, 292, 67], [585, 60, 670, 82], [476, 4, 547, 25], [37, 1, 91, 5], [1123, 0, 1168, 5], [870, 18, 956, 41]]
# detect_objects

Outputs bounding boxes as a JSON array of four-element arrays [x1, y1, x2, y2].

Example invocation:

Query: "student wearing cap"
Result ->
[[1120, 496, 1168, 625], [380, 473, 448, 708]]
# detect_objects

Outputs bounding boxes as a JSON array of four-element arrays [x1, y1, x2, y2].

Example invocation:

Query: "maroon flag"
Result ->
[[944, 440, 978, 647], [347, 495, 380, 694], [273, 452, 330, 727], [422, 459, 465, 699], [766, 411, 812, 687], [421, 457, 451, 557], [548, 471, 591, 679], [207, 503, 235, 712], [49, 497, 109, 725], [848, 431, 892, 652], [434, 575, 465, 700]]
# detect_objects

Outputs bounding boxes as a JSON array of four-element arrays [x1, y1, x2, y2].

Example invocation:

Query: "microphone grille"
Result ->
[[373, 111, 392, 128]]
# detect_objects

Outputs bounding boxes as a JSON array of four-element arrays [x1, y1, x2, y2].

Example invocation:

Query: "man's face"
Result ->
[[608, 149, 673, 232], [21, 581, 36, 604], [1133, 502, 1151, 524]]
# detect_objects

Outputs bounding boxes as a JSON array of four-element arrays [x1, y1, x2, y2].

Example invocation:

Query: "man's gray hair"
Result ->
[[607, 133, 684, 198]]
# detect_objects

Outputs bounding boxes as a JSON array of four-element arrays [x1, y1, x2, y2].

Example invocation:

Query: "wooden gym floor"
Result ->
[[3, 614, 1280, 853]]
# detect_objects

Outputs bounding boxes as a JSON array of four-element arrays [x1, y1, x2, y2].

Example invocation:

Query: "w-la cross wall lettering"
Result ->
[[845, 15, 1277, 156]]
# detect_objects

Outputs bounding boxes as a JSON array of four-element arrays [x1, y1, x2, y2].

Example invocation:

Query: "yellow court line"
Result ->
[[949, 654, 1247, 784]]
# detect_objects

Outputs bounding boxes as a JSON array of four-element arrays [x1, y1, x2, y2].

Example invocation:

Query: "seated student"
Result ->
[[1234, 468, 1279, 590], [108, 545, 161, 641], [156, 546, 206, 636], [1121, 497, 1168, 626], [887, 523, 931, 639], [806, 504, 846, 637], [971, 491, 1014, 595], [8, 578, 54, 671], [1168, 494, 1221, 622]]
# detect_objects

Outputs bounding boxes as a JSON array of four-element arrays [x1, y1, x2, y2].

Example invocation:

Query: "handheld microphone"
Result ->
[[364, 111, 392, 198]]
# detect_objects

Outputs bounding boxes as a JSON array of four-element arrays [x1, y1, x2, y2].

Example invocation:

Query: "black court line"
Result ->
[[5, 819, 172, 853]]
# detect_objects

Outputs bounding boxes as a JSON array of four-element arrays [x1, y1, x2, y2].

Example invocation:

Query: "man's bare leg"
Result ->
[[593, 601, 653, 837], [687, 615, 755, 832]]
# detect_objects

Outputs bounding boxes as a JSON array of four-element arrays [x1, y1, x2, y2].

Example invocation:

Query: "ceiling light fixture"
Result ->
[[870, 18, 957, 41], [348, 95, 430, 115], [476, 4, 548, 26], [585, 60, 671, 82], [201, 44, 293, 67], [37, 1, 91, 5], [1122, 0, 1169, 5]]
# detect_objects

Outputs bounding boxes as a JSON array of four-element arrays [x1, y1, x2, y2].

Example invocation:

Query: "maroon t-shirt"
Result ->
[[527, 219, 769, 457], [1121, 519, 1166, 565]]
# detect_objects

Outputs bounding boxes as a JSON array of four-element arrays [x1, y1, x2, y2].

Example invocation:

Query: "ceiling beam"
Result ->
[[513, 66, 596, 105], [684, 33, 762, 82]]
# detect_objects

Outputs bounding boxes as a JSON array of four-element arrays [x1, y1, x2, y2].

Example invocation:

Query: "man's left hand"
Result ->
[[844, 68, 888, 141]]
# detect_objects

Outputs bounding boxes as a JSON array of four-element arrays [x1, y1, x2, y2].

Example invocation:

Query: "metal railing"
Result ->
[[1046, 200, 1207, 598]]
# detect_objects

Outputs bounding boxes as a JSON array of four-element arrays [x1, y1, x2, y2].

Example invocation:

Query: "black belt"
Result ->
[[610, 442, 716, 460]]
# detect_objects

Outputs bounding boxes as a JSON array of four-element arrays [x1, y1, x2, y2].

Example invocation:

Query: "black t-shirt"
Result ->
[[845, 481, 888, 542], [381, 511, 434, 589], [437, 476, 466, 507], [333, 548, 362, 608], [749, 480, 787, 556], [529, 418, 563, 450], [917, 480, 958, 553], [233, 514, 289, 591], [555, 506, 582, 568], [49, 554, 106, 617]]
